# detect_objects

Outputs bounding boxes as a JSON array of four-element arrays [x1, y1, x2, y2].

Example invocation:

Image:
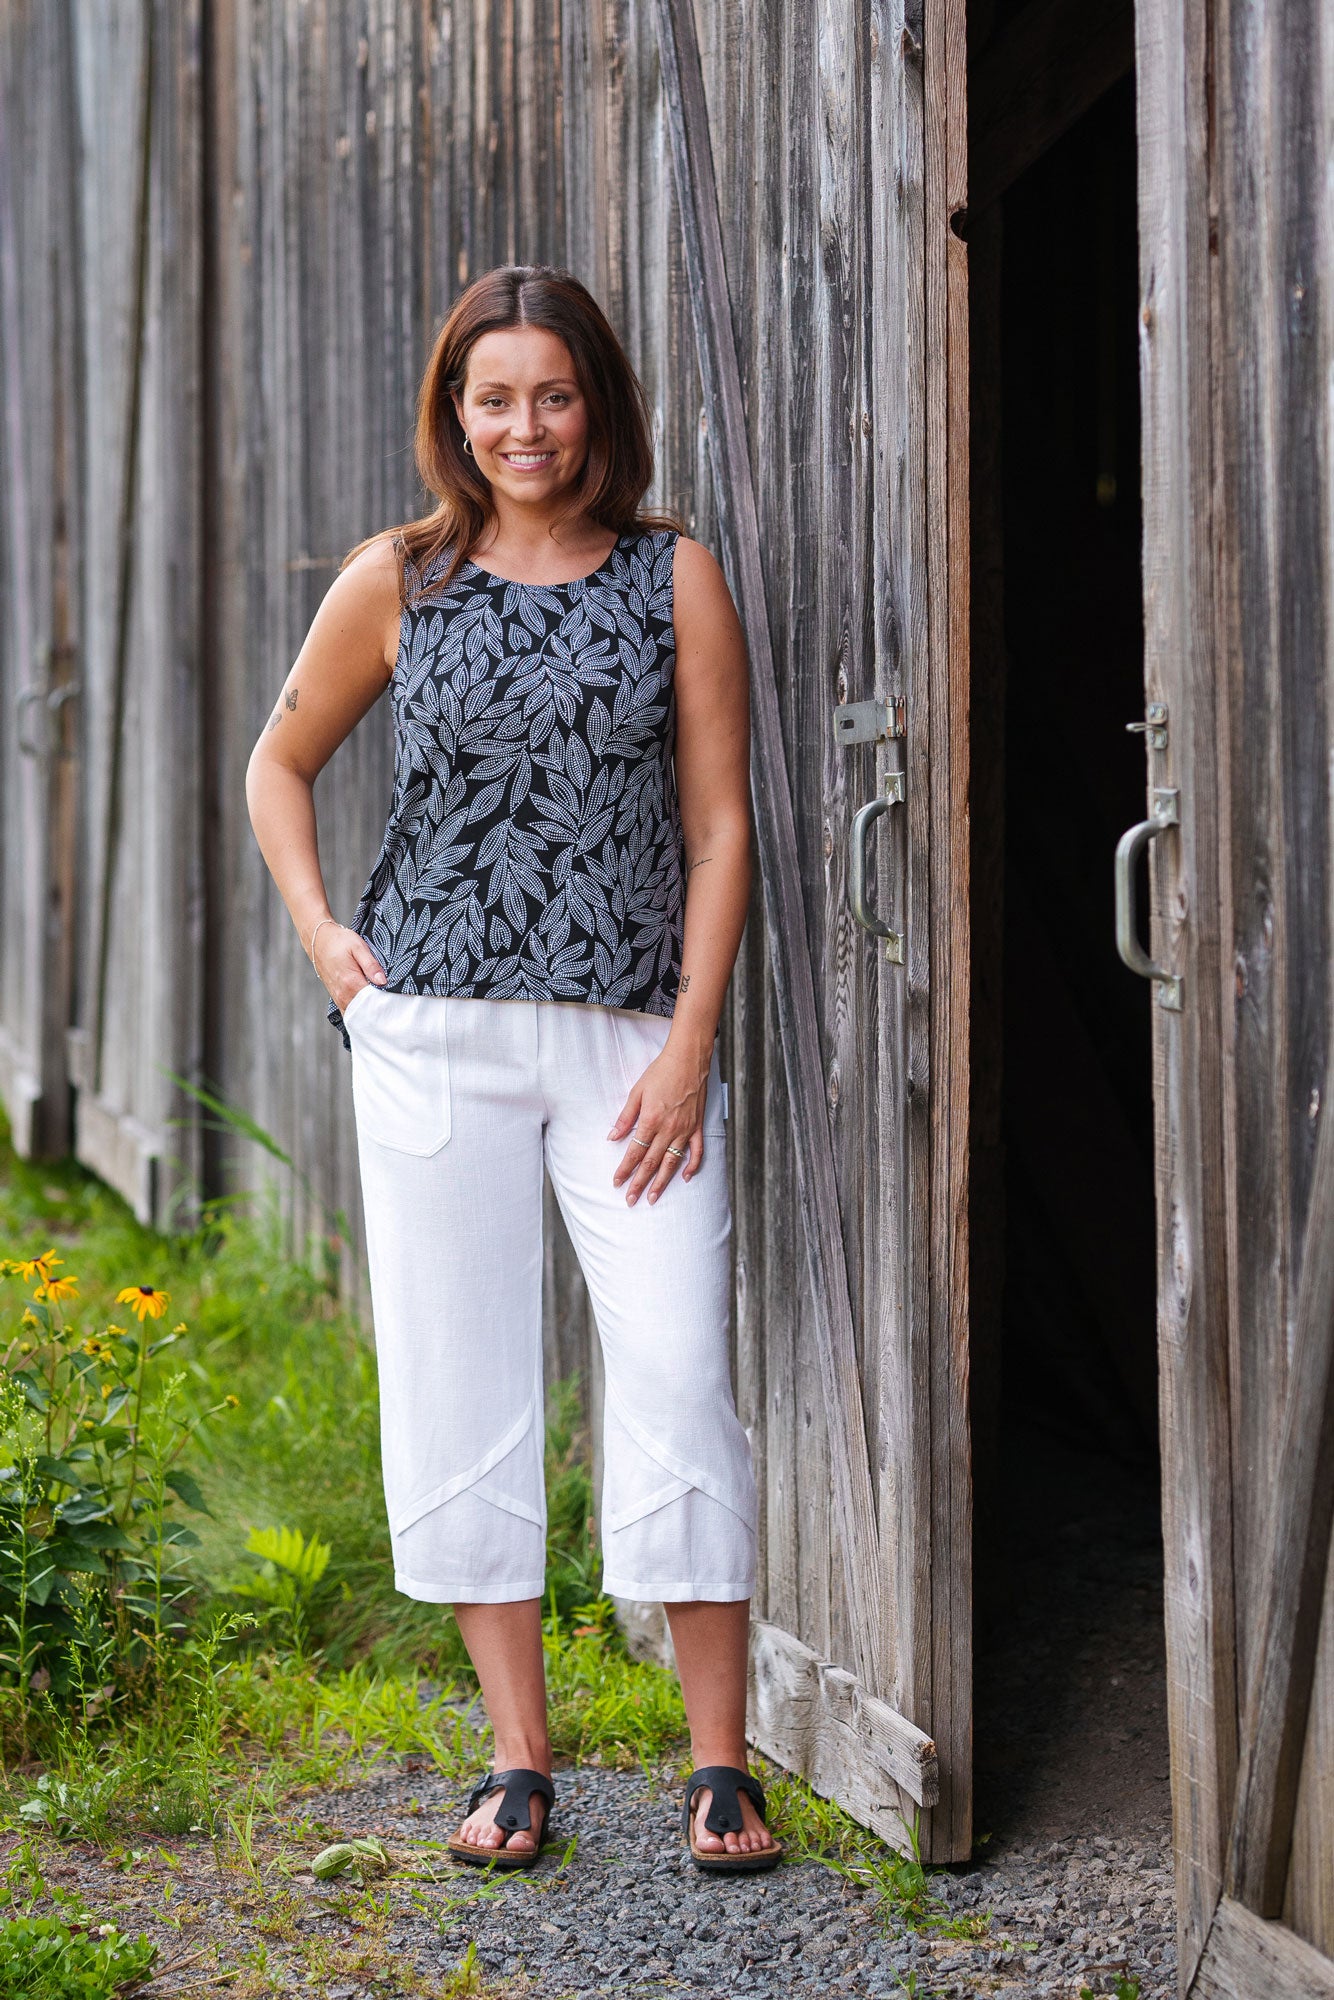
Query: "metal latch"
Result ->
[[833, 697, 906, 746], [1125, 701, 1168, 752]]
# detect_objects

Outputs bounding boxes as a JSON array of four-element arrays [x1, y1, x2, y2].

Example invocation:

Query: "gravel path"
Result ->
[[11, 1431, 1178, 1997], [282, 1756, 1176, 1999]]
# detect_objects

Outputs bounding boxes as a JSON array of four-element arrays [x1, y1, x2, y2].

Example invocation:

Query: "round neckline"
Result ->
[[460, 531, 628, 591]]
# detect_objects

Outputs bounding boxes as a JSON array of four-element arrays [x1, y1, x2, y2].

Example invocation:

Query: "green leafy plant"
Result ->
[[0, 1253, 232, 1744], [225, 1524, 333, 1663], [1081, 1978, 1142, 2000], [0, 1914, 157, 2000]]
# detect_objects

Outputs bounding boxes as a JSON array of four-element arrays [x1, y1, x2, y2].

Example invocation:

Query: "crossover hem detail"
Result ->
[[388, 1392, 540, 1536], [604, 1380, 758, 1534]]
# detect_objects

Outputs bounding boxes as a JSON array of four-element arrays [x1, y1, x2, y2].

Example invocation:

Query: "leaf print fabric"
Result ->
[[327, 526, 688, 1051]]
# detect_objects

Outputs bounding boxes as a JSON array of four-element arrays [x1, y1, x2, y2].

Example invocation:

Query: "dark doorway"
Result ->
[[968, 64, 1170, 1845]]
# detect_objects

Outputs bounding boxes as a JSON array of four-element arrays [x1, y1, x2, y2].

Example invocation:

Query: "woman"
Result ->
[[246, 265, 780, 1873]]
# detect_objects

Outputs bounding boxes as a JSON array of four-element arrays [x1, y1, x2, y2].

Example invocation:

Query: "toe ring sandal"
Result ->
[[682, 1764, 784, 1874], [447, 1767, 555, 1870]]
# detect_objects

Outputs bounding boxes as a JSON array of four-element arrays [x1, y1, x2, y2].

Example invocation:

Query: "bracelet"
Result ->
[[309, 916, 340, 976]]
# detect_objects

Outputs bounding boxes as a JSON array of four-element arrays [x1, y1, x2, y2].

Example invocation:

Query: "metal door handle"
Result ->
[[849, 771, 905, 963], [1114, 786, 1181, 1010]]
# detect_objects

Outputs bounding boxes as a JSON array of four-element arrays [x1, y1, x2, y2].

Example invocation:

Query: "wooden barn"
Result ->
[[2, 1, 1332, 1991]]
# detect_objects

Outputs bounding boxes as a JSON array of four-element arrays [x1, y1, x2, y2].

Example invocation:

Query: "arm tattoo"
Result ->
[[265, 686, 299, 733], [686, 854, 713, 875], [679, 974, 691, 994]]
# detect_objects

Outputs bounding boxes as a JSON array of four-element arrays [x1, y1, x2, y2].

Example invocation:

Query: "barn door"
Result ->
[[651, 0, 972, 1861], [61, 3, 206, 1231], [1134, 0, 1334, 1990], [0, 6, 81, 1161]]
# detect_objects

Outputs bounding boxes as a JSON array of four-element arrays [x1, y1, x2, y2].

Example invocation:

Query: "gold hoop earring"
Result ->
[[463, 435, 474, 457]]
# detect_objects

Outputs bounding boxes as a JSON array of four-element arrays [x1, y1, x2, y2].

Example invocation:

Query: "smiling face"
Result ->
[[452, 325, 593, 511]]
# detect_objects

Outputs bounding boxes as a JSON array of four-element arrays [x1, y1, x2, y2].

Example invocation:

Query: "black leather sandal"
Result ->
[[681, 1765, 784, 1873], [447, 1767, 555, 1870]]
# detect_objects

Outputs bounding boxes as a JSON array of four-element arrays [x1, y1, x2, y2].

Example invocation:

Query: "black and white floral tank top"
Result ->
[[327, 524, 687, 1051]]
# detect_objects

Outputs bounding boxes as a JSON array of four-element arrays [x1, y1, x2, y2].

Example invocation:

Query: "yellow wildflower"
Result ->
[[100, 1384, 112, 1399], [21, 1308, 38, 1327], [116, 1285, 170, 1322], [106, 1324, 127, 1339], [12, 1248, 62, 1282], [34, 1274, 79, 1303], [224, 1394, 240, 1409]]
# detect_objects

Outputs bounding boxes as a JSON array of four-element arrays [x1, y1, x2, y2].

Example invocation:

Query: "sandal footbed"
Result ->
[[687, 1835, 784, 1871], [447, 1834, 545, 1869]]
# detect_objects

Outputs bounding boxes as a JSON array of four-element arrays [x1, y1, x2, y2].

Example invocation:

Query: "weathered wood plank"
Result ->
[[866, 0, 929, 1766], [747, 1619, 938, 1827], [922, 0, 972, 1863], [1225, 1033, 1334, 1914], [1192, 1896, 1334, 2000], [650, 0, 886, 1690], [1134, 0, 1237, 1981], [1212, 0, 1334, 1954]]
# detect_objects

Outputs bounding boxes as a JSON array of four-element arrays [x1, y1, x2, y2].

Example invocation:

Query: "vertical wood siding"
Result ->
[[1138, 0, 1334, 1974], [1210, 0, 1334, 1958]]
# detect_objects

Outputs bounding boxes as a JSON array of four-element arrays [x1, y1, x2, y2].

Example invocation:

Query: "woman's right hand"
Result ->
[[313, 922, 387, 1012]]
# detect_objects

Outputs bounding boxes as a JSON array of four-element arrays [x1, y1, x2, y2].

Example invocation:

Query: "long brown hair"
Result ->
[[342, 265, 681, 604]]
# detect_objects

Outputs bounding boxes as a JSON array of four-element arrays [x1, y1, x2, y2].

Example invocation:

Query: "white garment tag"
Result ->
[[721, 1080, 729, 1121]]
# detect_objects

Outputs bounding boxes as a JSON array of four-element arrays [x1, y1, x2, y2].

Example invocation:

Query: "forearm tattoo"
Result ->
[[686, 854, 712, 875], [679, 974, 691, 994]]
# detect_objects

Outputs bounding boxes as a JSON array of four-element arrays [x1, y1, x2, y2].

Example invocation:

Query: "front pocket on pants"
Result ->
[[350, 991, 452, 1155]]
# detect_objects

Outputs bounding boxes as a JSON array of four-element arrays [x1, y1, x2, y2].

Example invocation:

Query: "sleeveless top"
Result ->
[[327, 524, 687, 1051]]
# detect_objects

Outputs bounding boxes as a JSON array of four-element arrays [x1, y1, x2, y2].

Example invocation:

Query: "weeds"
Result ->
[[543, 1594, 687, 1767], [764, 1768, 991, 1940]]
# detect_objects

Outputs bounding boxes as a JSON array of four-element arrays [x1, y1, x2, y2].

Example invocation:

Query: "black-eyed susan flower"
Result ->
[[116, 1284, 170, 1322], [224, 1394, 240, 1409], [81, 1337, 114, 1361], [34, 1273, 80, 1303], [13, 1248, 62, 1283], [106, 1324, 128, 1340], [20, 1308, 39, 1328]]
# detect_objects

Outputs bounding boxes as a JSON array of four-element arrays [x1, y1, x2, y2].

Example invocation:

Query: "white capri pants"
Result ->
[[341, 985, 758, 1605]]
